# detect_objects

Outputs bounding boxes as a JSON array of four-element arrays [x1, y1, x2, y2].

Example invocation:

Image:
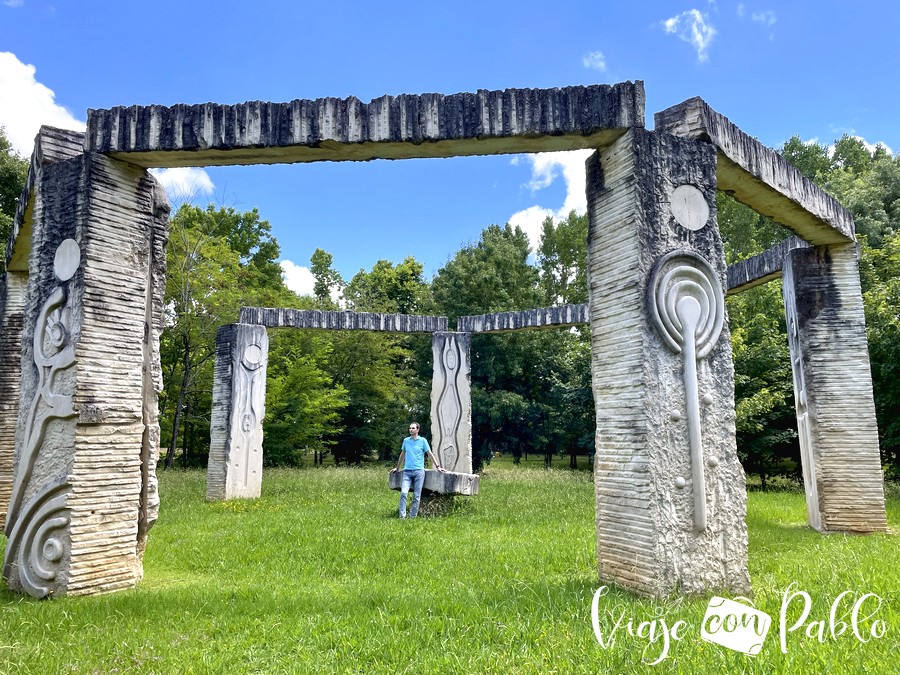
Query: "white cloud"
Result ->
[[661, 9, 716, 62], [280, 260, 316, 296], [736, 3, 744, 17], [3, 0, 24, 7], [279, 259, 344, 303], [507, 149, 592, 252], [149, 167, 215, 203], [0, 51, 84, 157], [582, 51, 607, 72], [751, 10, 777, 26]]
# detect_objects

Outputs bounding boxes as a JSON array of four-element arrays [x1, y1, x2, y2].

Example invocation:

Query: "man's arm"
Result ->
[[427, 449, 447, 473], [391, 450, 406, 473]]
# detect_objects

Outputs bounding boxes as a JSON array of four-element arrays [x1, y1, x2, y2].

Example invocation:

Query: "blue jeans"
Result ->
[[399, 469, 425, 518]]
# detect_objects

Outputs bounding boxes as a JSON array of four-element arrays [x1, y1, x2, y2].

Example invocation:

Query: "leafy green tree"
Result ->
[[0, 128, 29, 273], [160, 204, 297, 468], [309, 255, 432, 464], [433, 223, 581, 469], [781, 135, 834, 180], [310, 247, 343, 308], [723, 135, 900, 483], [343, 257, 428, 314], [537, 211, 588, 305], [433, 223, 541, 321], [263, 326, 348, 466]]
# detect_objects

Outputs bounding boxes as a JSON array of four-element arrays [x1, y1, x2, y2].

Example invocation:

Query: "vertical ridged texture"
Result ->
[[429, 332, 472, 473], [70, 154, 167, 595], [587, 128, 749, 597], [0, 272, 28, 520], [238, 307, 447, 332], [457, 303, 588, 332], [85, 83, 644, 163], [782, 245, 888, 532], [2, 151, 167, 597], [207, 324, 269, 501], [1, 128, 88, 526]]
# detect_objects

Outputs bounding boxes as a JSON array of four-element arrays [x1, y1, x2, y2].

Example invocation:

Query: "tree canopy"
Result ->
[[0, 128, 29, 274]]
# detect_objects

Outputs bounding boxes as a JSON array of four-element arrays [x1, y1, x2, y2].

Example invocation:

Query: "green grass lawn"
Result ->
[[0, 465, 897, 674]]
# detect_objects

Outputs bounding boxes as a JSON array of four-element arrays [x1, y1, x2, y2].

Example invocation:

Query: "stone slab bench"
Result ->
[[388, 469, 479, 496]]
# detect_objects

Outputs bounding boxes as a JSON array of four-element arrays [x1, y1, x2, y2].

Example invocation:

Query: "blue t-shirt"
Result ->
[[401, 436, 431, 470]]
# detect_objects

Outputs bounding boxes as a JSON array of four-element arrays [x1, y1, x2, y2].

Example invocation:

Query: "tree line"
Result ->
[[1, 127, 898, 481]]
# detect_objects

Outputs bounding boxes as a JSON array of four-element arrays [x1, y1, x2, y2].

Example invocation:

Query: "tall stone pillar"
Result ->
[[3, 152, 168, 598], [782, 244, 888, 532], [206, 324, 269, 500], [429, 331, 472, 473], [0, 271, 29, 520], [586, 128, 749, 597]]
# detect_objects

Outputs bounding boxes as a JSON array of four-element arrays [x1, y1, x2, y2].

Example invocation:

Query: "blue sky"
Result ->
[[2, 1, 898, 296]]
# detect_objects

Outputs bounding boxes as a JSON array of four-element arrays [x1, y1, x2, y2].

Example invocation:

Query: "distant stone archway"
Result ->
[[0, 83, 886, 598]]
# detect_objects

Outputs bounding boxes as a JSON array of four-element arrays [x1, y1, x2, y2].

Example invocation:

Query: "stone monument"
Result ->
[[0, 82, 887, 599]]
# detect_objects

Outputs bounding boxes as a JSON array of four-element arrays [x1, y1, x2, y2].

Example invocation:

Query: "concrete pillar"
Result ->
[[429, 331, 472, 473], [0, 271, 28, 521], [782, 244, 888, 532], [2, 152, 168, 598], [586, 128, 750, 597], [206, 324, 269, 501]]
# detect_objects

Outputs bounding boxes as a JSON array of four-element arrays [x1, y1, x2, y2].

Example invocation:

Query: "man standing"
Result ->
[[391, 422, 446, 518]]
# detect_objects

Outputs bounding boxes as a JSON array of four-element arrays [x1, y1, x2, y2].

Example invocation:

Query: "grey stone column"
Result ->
[[206, 324, 269, 501], [0, 271, 29, 521], [586, 128, 750, 597], [429, 331, 472, 473], [3, 152, 168, 598], [782, 244, 888, 532]]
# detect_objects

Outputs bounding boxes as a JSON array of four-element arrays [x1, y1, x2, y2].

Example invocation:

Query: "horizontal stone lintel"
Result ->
[[726, 236, 811, 294], [388, 469, 479, 496], [85, 83, 645, 168], [239, 307, 448, 332], [655, 98, 855, 245], [457, 303, 589, 333]]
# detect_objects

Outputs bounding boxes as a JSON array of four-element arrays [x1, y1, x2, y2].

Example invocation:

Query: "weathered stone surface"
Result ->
[[207, 324, 269, 501], [0, 271, 28, 520], [655, 98, 854, 245], [240, 307, 447, 332], [726, 236, 810, 294], [85, 83, 645, 167], [3, 150, 167, 598], [457, 303, 588, 333], [782, 244, 888, 532], [429, 332, 472, 473], [388, 469, 479, 496], [587, 128, 749, 597], [5, 127, 86, 273]]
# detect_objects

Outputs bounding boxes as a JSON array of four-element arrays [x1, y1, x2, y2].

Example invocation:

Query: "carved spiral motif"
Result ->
[[648, 250, 725, 532], [3, 482, 70, 598], [5, 239, 79, 566], [650, 251, 724, 358]]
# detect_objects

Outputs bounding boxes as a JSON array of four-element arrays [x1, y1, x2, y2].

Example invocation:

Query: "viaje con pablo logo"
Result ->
[[590, 582, 888, 665]]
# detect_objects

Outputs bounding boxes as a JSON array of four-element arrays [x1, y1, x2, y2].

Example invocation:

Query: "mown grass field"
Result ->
[[1, 464, 898, 674]]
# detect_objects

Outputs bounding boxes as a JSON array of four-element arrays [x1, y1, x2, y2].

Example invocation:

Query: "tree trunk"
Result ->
[[182, 397, 193, 470], [165, 335, 191, 470]]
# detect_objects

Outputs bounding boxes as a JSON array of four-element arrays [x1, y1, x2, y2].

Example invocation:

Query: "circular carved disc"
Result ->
[[53, 238, 81, 281], [670, 184, 710, 231]]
